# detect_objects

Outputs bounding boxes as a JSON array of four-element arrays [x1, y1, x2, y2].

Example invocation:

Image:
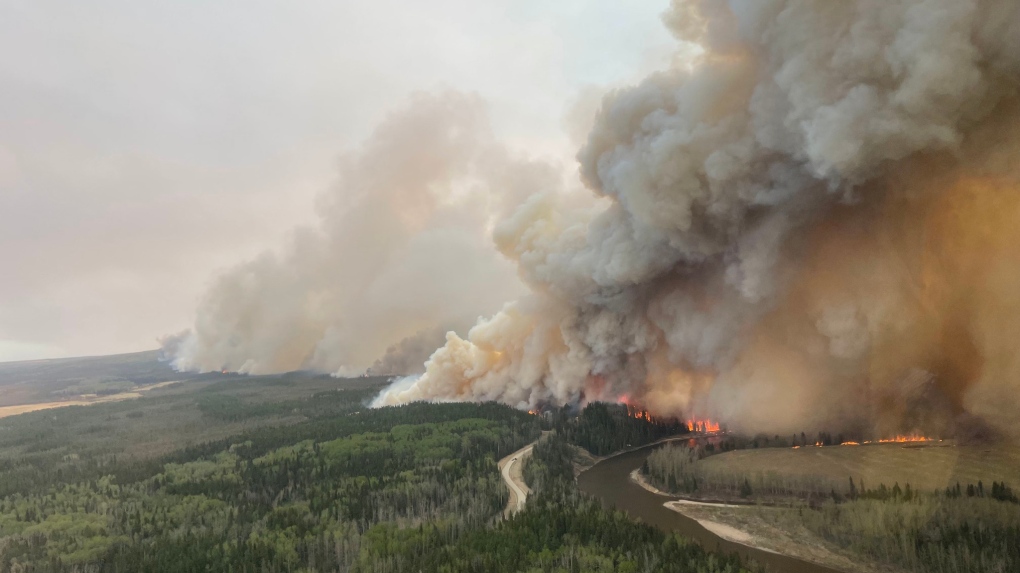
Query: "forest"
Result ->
[[0, 377, 754, 573]]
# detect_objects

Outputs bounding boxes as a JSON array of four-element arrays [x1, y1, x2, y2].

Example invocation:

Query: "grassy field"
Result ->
[[650, 441, 1020, 573], [696, 441, 1020, 494]]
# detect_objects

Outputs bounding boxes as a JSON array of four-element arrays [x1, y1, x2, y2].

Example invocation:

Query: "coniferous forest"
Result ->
[[0, 376, 753, 572]]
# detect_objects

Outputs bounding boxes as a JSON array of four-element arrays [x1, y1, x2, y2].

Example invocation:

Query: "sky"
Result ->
[[0, 0, 674, 362]]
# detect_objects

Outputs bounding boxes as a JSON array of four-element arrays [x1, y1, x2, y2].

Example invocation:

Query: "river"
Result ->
[[577, 444, 843, 573]]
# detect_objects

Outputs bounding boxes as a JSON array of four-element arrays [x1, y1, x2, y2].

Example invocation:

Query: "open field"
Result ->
[[645, 441, 1020, 573], [0, 379, 186, 419], [0, 350, 203, 406], [696, 441, 1020, 493]]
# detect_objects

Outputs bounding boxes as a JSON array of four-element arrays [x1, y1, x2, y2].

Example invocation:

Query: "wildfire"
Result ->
[[793, 435, 940, 449], [877, 434, 937, 443], [527, 409, 540, 416], [618, 397, 721, 433], [686, 418, 721, 434], [626, 404, 653, 422]]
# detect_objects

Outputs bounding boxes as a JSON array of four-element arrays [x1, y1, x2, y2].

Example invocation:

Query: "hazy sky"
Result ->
[[0, 0, 673, 362]]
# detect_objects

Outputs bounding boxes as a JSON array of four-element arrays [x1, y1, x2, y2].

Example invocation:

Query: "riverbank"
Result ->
[[628, 466, 881, 573], [630, 469, 770, 549], [577, 444, 845, 573], [662, 499, 883, 573]]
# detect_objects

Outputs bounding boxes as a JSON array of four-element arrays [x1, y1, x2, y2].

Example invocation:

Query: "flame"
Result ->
[[626, 404, 653, 422], [877, 434, 937, 443], [794, 434, 940, 448], [527, 409, 540, 416], [685, 418, 721, 433], [617, 397, 721, 433]]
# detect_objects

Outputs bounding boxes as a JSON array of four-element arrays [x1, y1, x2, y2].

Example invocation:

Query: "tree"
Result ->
[[740, 479, 752, 498]]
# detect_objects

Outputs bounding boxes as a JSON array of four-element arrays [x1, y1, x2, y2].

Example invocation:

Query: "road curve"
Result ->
[[498, 443, 535, 517]]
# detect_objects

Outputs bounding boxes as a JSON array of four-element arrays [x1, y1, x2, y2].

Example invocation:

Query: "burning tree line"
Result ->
[[539, 402, 690, 457], [615, 394, 721, 434], [617, 400, 935, 447], [525, 400, 722, 448], [790, 431, 941, 449]]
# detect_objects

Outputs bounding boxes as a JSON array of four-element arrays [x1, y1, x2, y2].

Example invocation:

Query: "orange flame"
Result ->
[[619, 398, 721, 433], [626, 404, 653, 422], [795, 434, 940, 449], [877, 434, 937, 443], [527, 409, 540, 416], [686, 418, 721, 434]]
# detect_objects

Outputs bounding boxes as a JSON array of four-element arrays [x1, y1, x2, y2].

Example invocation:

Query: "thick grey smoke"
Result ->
[[167, 92, 561, 375], [366, 325, 456, 376], [376, 0, 1020, 437]]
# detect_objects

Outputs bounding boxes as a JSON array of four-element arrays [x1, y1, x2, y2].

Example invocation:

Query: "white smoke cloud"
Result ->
[[168, 92, 566, 375]]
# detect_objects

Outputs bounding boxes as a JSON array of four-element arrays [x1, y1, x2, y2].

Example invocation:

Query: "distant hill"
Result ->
[[0, 350, 199, 406]]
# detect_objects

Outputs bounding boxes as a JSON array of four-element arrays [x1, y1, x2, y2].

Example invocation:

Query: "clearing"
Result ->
[[696, 441, 1020, 492]]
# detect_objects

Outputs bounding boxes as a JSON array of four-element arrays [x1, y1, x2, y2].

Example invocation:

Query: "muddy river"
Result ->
[[577, 444, 843, 573]]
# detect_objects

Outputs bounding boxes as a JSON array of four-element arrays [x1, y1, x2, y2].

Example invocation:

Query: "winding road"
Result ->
[[498, 442, 535, 517]]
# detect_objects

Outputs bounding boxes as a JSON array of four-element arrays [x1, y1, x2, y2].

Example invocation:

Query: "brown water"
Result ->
[[577, 444, 844, 573]]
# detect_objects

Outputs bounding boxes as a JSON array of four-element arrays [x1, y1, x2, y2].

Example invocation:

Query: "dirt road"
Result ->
[[498, 442, 535, 517]]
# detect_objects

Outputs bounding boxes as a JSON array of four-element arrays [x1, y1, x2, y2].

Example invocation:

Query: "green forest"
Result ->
[[0, 377, 753, 573]]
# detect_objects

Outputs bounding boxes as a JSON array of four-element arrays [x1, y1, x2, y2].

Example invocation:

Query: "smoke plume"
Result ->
[[167, 92, 561, 375], [375, 0, 1020, 437], [366, 325, 456, 376]]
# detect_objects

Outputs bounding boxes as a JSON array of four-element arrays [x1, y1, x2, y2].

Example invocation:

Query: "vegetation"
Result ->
[[645, 442, 851, 499], [550, 402, 687, 456], [646, 440, 1020, 501], [0, 399, 539, 572], [512, 433, 757, 573], [0, 365, 758, 573], [0, 351, 203, 407], [0, 376, 388, 500], [771, 489, 1020, 572], [646, 441, 1020, 573]]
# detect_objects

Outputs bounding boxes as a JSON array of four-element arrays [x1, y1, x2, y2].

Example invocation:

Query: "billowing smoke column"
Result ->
[[375, 0, 1020, 438], [166, 92, 558, 375]]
